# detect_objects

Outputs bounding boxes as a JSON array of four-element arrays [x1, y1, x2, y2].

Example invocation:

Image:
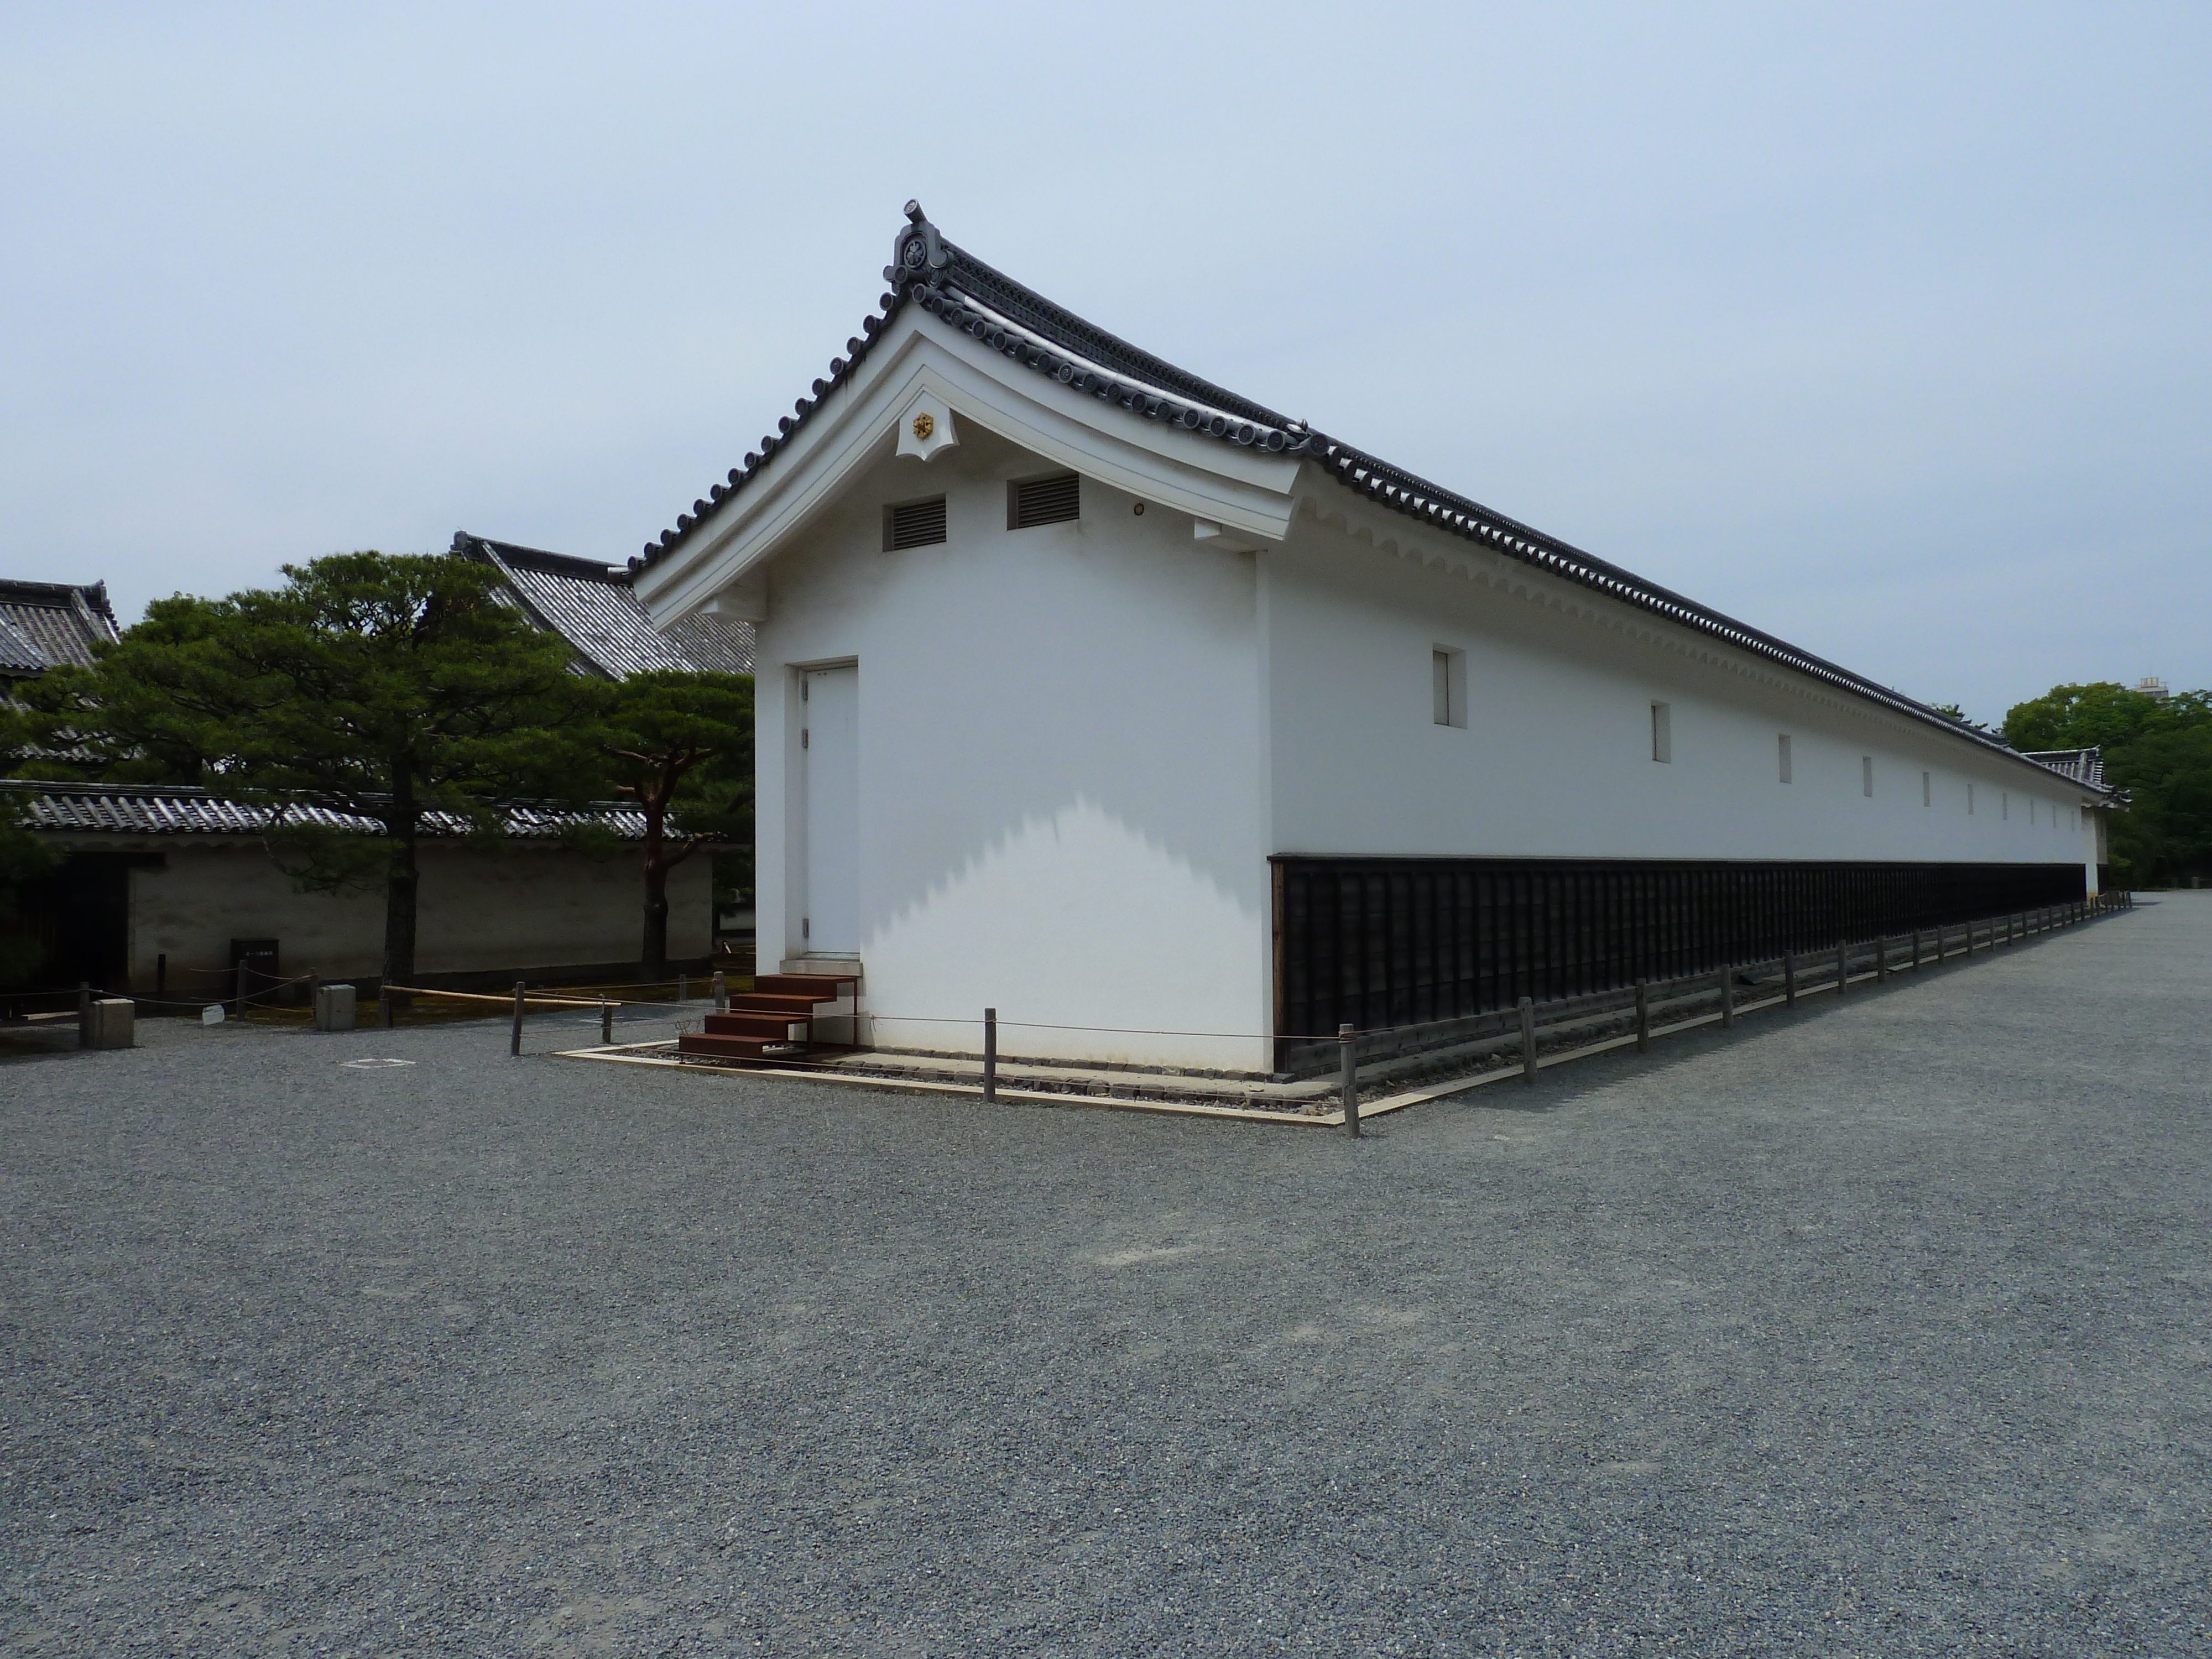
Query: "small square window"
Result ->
[[1777, 734, 1792, 784], [1968, 784, 1975, 815], [1862, 756, 1874, 797], [1922, 770, 1932, 807], [1650, 701, 1672, 764], [1432, 647, 1466, 728]]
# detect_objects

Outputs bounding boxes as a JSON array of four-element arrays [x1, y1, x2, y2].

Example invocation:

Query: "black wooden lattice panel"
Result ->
[[1273, 856, 2085, 1070]]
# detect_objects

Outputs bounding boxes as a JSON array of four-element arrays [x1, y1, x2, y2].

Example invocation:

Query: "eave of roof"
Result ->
[[633, 203, 2106, 796]]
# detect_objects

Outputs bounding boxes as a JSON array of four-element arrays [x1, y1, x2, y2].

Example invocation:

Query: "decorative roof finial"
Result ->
[[888, 200, 950, 288]]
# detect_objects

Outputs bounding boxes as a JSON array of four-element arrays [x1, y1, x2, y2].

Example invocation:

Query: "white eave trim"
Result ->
[[633, 316, 1302, 624]]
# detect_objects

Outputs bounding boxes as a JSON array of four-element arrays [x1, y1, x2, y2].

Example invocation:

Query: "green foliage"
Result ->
[[1927, 702, 1993, 733], [2106, 726, 2212, 883], [2001, 682, 2174, 753], [0, 697, 58, 980], [24, 552, 602, 979], [588, 670, 753, 975], [0, 792, 57, 984], [2002, 680, 2212, 884]]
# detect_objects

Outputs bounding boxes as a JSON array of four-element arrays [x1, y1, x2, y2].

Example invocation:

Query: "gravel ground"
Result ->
[[3, 897, 2206, 1657]]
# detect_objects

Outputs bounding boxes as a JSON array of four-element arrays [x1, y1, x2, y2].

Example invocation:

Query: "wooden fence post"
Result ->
[[983, 1008, 998, 1103], [1340, 1023, 1360, 1137], [600, 995, 613, 1046], [1519, 997, 1537, 1085], [509, 981, 526, 1057], [1720, 967, 1735, 1029], [1785, 954, 1797, 1006], [1634, 980, 1650, 1053], [1836, 940, 1849, 994]]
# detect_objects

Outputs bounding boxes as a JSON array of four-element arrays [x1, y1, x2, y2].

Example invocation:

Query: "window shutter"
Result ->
[[1009, 473, 1081, 529], [885, 497, 947, 550]]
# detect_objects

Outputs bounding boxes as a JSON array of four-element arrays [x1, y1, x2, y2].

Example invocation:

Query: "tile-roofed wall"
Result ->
[[0, 580, 119, 674], [452, 535, 753, 678]]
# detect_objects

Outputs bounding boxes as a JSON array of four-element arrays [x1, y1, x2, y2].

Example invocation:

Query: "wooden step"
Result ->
[[703, 1011, 805, 1040], [728, 994, 826, 1017], [755, 973, 858, 999]]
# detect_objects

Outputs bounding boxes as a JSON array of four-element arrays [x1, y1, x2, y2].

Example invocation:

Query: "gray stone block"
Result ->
[[313, 983, 357, 1032], [81, 998, 133, 1050]]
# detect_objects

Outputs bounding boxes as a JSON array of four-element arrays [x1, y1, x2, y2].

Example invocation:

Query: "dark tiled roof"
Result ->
[[2020, 748, 2106, 790], [0, 618, 45, 675], [452, 534, 753, 678], [634, 204, 2101, 787], [0, 580, 118, 677], [1, 779, 660, 840]]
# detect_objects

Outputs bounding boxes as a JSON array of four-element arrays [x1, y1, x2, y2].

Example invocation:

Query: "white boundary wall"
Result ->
[[1264, 508, 2101, 870]]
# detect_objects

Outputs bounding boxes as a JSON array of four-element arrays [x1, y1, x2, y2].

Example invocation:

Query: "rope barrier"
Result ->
[[382, 984, 623, 1011]]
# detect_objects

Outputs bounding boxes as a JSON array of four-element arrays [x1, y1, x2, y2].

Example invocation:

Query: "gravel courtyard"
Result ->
[[3, 898, 2207, 1657]]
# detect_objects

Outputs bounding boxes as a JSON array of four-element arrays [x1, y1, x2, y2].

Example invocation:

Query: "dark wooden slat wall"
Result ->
[[1274, 857, 2085, 1061]]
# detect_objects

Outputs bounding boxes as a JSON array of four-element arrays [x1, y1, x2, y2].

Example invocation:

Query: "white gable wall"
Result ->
[[755, 424, 1274, 1071], [1265, 499, 2102, 879]]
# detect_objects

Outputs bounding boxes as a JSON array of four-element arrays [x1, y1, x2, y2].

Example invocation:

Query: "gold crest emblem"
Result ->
[[912, 413, 935, 440]]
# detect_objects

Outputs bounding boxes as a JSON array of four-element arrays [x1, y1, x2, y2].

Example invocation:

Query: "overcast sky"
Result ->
[[3, 2, 2205, 724]]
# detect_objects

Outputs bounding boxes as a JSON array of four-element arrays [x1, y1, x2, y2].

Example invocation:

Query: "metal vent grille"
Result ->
[[1009, 472, 1080, 529], [885, 497, 947, 550]]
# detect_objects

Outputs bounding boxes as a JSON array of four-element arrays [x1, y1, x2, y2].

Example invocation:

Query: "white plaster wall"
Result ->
[[754, 423, 1270, 1071], [1265, 513, 2103, 870], [122, 840, 711, 988]]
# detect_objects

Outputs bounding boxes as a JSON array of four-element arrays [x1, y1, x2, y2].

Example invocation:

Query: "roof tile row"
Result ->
[[632, 203, 2101, 789], [4, 780, 657, 841]]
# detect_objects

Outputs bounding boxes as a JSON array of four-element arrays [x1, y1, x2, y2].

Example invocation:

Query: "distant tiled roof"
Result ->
[[2021, 748, 2106, 790], [2, 780, 664, 841], [0, 580, 118, 677], [451, 534, 752, 678], [635, 201, 2090, 782], [0, 618, 46, 675]]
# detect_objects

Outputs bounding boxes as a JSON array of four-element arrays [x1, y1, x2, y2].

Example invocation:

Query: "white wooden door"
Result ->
[[800, 665, 860, 955]]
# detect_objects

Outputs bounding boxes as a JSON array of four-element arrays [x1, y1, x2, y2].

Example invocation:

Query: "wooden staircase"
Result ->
[[676, 972, 861, 1063]]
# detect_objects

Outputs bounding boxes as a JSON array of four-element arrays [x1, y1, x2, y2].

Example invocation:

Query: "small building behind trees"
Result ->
[[4, 551, 747, 1006]]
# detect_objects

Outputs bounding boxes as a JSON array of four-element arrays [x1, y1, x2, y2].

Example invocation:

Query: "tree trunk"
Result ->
[[382, 770, 419, 1009], [640, 790, 669, 983]]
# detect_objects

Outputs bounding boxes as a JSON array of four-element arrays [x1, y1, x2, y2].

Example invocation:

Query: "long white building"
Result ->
[[634, 204, 2107, 1075]]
